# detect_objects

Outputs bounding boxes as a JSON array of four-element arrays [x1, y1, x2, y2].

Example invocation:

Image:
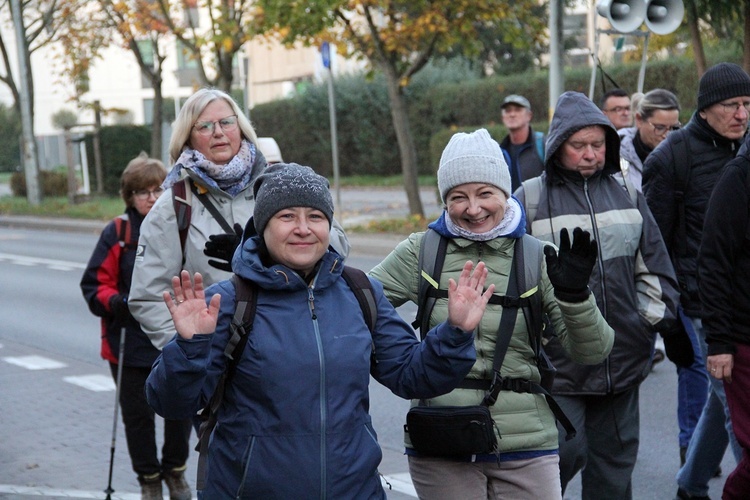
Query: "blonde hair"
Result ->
[[169, 88, 258, 164]]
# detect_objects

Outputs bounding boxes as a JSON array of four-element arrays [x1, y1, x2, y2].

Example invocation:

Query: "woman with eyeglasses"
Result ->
[[127, 89, 350, 494], [129, 88, 350, 349], [618, 88, 681, 191], [81, 153, 195, 499]]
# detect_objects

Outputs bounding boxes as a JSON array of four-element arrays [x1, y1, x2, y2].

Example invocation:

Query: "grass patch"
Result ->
[[346, 215, 430, 235], [334, 175, 436, 187], [0, 195, 124, 220]]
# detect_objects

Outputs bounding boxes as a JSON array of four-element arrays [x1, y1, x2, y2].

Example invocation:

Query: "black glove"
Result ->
[[204, 223, 243, 272], [662, 320, 695, 368], [544, 227, 598, 303], [108, 294, 130, 321]]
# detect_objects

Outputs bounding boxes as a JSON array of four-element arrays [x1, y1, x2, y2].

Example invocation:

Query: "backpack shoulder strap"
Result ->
[[534, 131, 545, 161], [413, 229, 448, 339], [521, 176, 544, 233], [613, 171, 638, 206], [341, 266, 377, 333], [171, 178, 192, 264], [341, 266, 379, 364], [195, 274, 258, 491], [113, 214, 135, 251]]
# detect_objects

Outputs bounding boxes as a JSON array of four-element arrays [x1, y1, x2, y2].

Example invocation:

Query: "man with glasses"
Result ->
[[601, 88, 633, 130], [643, 62, 750, 500]]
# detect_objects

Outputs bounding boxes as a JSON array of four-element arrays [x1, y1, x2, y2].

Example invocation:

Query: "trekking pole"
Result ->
[[105, 327, 126, 499]]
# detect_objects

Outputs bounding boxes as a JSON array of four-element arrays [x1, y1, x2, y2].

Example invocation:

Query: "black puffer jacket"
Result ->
[[642, 112, 744, 317]]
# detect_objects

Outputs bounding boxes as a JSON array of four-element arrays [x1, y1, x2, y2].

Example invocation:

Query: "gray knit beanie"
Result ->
[[252, 163, 334, 236], [437, 128, 512, 202], [697, 62, 750, 111]]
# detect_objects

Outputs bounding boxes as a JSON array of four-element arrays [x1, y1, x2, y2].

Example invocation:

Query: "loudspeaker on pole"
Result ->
[[644, 0, 684, 35], [596, 0, 646, 34]]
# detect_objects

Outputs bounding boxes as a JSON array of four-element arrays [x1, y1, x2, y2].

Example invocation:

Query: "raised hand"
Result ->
[[163, 270, 221, 339], [544, 227, 598, 303], [447, 261, 496, 333]]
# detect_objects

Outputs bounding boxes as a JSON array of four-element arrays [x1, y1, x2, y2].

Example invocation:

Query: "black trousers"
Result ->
[[109, 363, 192, 478]]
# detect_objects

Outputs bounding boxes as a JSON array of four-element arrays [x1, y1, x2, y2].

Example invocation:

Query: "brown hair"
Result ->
[[120, 152, 167, 207]]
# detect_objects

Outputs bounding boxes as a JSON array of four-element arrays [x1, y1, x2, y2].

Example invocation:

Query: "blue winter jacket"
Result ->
[[146, 235, 476, 499]]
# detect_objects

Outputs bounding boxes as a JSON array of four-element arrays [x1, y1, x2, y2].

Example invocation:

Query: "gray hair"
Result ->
[[168, 88, 258, 164], [636, 89, 680, 121]]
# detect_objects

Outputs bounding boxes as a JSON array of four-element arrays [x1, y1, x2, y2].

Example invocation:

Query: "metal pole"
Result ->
[[589, 29, 601, 100], [548, 0, 564, 119], [11, 0, 40, 205], [637, 31, 651, 94], [104, 327, 126, 499], [327, 65, 341, 219]]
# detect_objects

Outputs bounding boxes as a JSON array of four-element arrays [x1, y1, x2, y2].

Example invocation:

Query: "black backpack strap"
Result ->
[[341, 266, 378, 364], [413, 229, 448, 338], [192, 184, 235, 235], [195, 274, 258, 491], [481, 247, 522, 408], [341, 266, 377, 333], [171, 179, 191, 265]]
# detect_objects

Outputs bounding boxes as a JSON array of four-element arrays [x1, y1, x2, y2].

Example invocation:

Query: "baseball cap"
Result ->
[[501, 94, 531, 109]]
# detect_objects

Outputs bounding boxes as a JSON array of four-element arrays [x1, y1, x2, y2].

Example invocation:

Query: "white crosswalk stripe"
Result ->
[[3, 355, 67, 370], [64, 374, 115, 391], [0, 252, 84, 270]]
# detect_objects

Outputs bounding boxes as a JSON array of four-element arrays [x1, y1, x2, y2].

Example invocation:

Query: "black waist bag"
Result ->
[[405, 405, 497, 457]]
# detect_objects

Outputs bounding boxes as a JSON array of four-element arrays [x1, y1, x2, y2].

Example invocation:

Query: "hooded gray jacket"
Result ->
[[514, 91, 681, 395]]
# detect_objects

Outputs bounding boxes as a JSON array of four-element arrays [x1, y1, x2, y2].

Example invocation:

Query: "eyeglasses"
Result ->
[[646, 120, 681, 135], [604, 106, 630, 114], [716, 101, 750, 114], [193, 114, 238, 136], [132, 187, 164, 200]]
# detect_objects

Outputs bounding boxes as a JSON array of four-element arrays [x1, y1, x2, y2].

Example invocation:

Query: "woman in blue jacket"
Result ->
[[146, 163, 494, 498]]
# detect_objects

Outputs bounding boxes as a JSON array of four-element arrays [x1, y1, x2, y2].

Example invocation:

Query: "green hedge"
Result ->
[[84, 125, 152, 196], [250, 56, 735, 178]]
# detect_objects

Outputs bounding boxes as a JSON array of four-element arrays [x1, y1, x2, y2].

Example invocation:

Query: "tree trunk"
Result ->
[[685, 0, 706, 76], [744, 0, 750, 74], [382, 68, 425, 218], [151, 72, 163, 160]]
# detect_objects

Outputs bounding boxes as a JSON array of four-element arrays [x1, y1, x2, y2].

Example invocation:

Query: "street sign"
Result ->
[[321, 42, 331, 69]]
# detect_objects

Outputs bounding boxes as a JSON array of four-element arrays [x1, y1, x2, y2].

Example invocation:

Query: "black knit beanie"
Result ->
[[252, 163, 333, 236], [697, 62, 750, 111]]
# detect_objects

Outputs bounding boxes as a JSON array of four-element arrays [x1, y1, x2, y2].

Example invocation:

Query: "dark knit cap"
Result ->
[[697, 62, 750, 111], [252, 163, 334, 236]]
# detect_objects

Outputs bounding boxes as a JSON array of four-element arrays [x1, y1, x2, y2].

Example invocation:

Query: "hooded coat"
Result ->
[[146, 234, 477, 498], [514, 91, 681, 395]]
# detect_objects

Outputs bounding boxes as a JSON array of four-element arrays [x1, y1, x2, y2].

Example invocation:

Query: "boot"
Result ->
[[675, 487, 710, 500], [139, 472, 163, 500], [164, 465, 192, 500]]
